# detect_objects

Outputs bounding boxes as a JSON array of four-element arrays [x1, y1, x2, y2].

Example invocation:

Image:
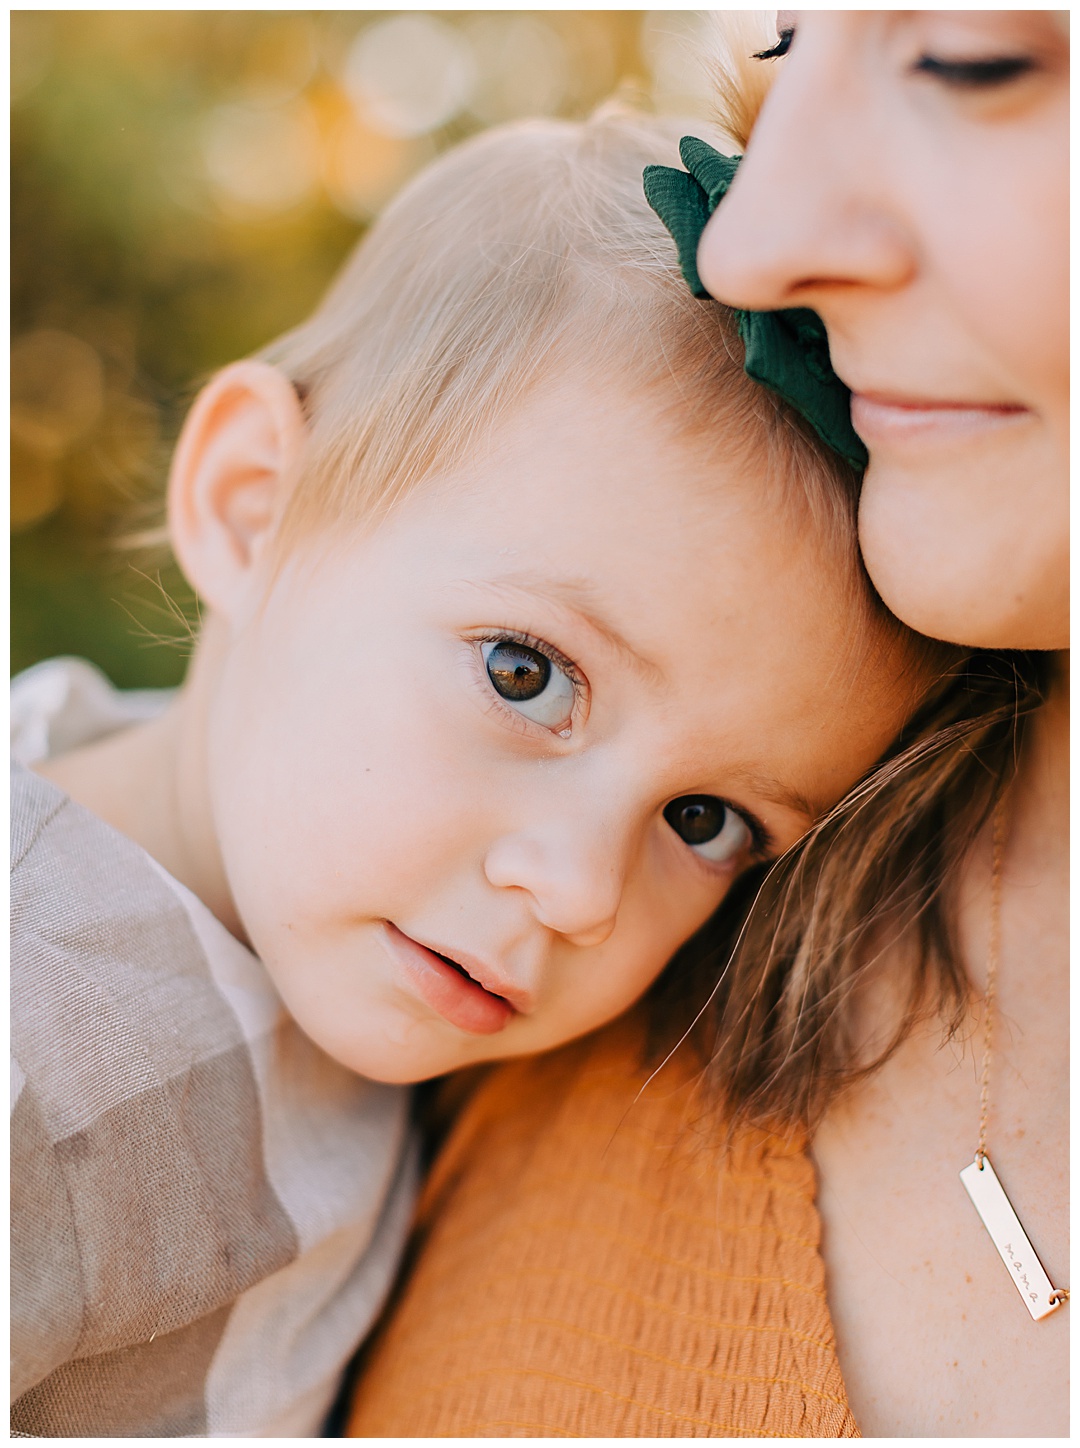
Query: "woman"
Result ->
[[346, 12, 1067, 1436], [695, 11, 1068, 1435]]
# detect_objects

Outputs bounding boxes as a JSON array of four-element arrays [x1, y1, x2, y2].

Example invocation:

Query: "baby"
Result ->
[[11, 110, 949, 1437]]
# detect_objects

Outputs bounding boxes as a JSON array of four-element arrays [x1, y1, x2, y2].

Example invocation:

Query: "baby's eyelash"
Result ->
[[475, 629, 585, 692], [912, 53, 1035, 88], [740, 809, 773, 862], [754, 28, 793, 62]]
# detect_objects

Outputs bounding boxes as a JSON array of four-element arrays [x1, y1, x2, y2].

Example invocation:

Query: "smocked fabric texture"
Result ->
[[10, 659, 417, 1437], [346, 1009, 858, 1438]]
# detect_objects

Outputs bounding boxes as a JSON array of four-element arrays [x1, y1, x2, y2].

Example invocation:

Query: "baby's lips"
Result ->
[[381, 923, 516, 1035], [427, 943, 535, 1016]]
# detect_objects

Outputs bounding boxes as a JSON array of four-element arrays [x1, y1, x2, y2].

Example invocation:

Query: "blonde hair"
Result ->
[[257, 108, 869, 563], [707, 11, 780, 150]]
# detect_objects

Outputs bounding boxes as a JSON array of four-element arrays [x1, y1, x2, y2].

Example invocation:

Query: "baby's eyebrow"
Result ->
[[450, 573, 664, 684], [725, 767, 822, 824]]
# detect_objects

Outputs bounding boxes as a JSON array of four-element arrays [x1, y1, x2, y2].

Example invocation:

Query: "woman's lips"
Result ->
[[380, 922, 515, 1035], [850, 393, 1030, 449]]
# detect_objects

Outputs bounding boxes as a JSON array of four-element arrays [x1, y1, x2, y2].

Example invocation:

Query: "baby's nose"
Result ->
[[482, 830, 625, 947]]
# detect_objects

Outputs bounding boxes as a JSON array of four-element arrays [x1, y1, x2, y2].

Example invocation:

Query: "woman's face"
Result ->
[[698, 11, 1069, 650]]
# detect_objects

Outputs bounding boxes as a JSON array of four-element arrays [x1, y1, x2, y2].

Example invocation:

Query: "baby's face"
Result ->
[[205, 376, 919, 1081]]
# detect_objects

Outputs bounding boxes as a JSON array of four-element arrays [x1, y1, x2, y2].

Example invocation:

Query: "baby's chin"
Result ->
[[297, 1004, 517, 1084], [283, 970, 647, 1083]]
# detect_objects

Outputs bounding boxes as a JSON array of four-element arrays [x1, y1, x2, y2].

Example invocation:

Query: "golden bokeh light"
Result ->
[[12, 10, 720, 686]]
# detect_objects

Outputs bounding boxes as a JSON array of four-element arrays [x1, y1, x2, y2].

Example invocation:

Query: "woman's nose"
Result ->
[[698, 34, 913, 311], [482, 821, 630, 948]]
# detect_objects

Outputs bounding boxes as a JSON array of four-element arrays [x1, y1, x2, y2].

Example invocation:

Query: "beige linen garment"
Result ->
[[11, 659, 418, 1437]]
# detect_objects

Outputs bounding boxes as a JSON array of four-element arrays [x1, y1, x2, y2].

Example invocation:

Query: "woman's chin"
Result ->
[[856, 460, 1069, 651]]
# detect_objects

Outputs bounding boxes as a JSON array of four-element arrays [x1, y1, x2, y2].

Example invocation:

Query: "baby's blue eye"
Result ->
[[663, 795, 751, 864], [482, 639, 575, 730]]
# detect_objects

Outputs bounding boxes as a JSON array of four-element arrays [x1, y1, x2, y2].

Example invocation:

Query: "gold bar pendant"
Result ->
[[960, 1155, 1062, 1321]]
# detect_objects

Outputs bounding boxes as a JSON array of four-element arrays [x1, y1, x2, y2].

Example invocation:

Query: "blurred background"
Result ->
[[11, 10, 729, 687]]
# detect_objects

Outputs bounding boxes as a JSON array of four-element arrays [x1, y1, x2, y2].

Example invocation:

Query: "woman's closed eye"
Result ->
[[663, 794, 758, 865], [481, 635, 579, 735], [911, 53, 1036, 89], [754, 25, 1037, 92]]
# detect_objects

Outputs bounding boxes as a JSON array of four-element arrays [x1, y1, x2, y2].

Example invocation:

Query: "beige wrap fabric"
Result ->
[[11, 741, 416, 1439]]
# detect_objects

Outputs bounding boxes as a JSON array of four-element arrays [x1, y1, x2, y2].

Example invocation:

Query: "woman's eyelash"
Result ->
[[753, 28, 793, 62], [912, 54, 1035, 88]]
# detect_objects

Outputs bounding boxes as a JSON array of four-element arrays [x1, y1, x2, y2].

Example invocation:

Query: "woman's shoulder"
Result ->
[[347, 1007, 857, 1438]]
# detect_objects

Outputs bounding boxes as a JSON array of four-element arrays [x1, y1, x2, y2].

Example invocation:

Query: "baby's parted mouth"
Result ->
[[432, 948, 494, 992], [381, 922, 518, 1035]]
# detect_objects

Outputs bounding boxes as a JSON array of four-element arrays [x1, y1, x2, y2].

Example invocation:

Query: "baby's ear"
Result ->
[[167, 360, 307, 618]]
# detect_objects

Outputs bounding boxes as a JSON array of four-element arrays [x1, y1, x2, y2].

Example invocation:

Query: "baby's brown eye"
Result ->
[[665, 795, 725, 844], [480, 638, 576, 732], [664, 795, 752, 864], [485, 641, 550, 701]]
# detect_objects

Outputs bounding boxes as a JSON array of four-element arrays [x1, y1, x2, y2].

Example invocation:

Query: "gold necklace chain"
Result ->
[[973, 804, 1005, 1171], [961, 798, 1068, 1315]]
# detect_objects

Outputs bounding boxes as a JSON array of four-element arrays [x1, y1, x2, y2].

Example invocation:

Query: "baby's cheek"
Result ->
[[602, 866, 741, 1006], [573, 899, 710, 1027]]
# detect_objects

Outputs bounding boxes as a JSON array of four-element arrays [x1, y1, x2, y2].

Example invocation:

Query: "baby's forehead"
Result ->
[[344, 365, 858, 613], [363, 392, 872, 655]]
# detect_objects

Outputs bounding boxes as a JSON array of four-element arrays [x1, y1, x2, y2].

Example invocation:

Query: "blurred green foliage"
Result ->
[[12, 10, 715, 686]]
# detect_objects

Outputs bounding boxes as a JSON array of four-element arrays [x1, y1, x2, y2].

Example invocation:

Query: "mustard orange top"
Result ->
[[346, 1008, 857, 1438]]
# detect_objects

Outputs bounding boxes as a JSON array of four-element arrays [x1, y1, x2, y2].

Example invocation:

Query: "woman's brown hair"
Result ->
[[646, 15, 1048, 1133], [651, 649, 1045, 1132]]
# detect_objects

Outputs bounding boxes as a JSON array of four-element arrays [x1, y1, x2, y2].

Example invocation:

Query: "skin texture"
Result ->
[[40, 359, 922, 1084], [698, 10, 1068, 650], [810, 672, 1069, 1438], [698, 13, 1069, 1435]]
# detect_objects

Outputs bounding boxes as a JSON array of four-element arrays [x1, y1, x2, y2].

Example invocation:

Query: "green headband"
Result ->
[[643, 137, 868, 472]]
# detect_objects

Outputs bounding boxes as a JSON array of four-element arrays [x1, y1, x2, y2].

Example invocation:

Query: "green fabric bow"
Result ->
[[643, 136, 868, 472]]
